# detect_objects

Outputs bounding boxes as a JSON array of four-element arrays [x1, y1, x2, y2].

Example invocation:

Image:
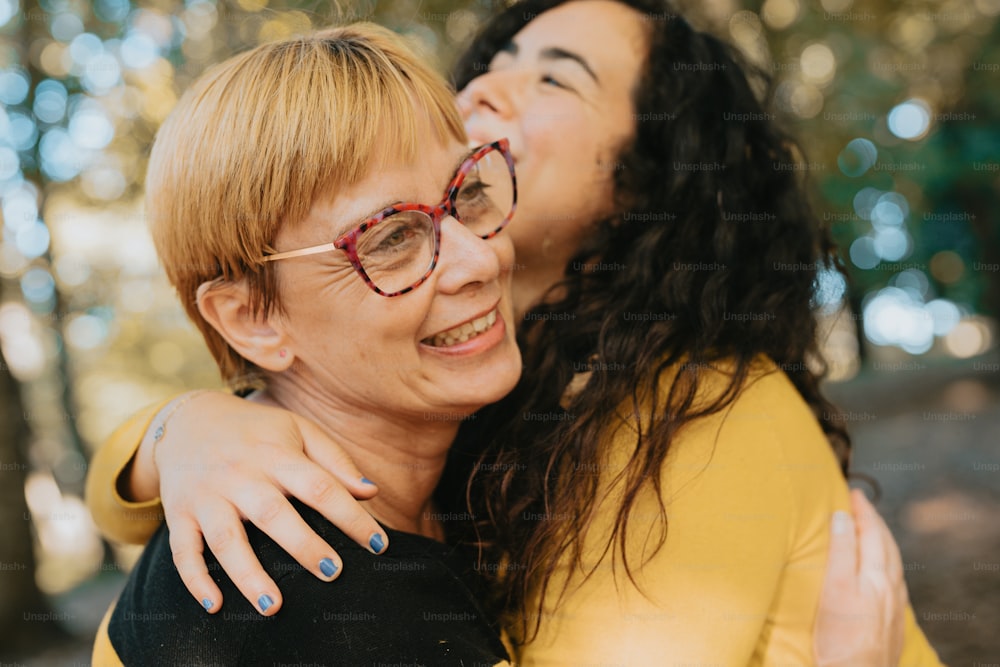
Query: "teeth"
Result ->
[[426, 309, 497, 347]]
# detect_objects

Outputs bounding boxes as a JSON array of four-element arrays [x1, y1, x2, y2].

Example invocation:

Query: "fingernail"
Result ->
[[202, 598, 213, 611], [319, 558, 338, 578], [258, 594, 274, 612], [832, 511, 852, 535], [369, 533, 385, 554], [361, 477, 376, 486]]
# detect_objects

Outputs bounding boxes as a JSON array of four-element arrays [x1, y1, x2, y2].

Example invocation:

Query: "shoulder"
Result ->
[[599, 356, 848, 531], [259, 504, 510, 663], [108, 525, 250, 666], [639, 357, 838, 466], [606, 357, 831, 464], [111, 504, 509, 665]]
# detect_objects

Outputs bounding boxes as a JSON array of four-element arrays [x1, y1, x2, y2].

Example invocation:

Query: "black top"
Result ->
[[108, 501, 510, 666]]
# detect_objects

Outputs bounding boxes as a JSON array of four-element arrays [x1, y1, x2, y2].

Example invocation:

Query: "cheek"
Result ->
[[304, 303, 431, 387], [285, 282, 423, 362], [494, 234, 517, 274], [522, 117, 615, 195], [507, 204, 592, 261]]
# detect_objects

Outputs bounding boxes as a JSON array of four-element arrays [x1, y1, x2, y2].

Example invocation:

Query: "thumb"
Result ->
[[823, 506, 859, 601]]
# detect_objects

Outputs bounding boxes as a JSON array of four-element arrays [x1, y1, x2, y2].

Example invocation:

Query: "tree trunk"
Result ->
[[0, 307, 68, 658]]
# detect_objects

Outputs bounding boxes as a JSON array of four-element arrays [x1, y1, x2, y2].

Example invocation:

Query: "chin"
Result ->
[[439, 375, 519, 415]]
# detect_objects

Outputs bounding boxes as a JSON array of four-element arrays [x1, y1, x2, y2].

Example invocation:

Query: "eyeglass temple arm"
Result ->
[[261, 242, 340, 263]]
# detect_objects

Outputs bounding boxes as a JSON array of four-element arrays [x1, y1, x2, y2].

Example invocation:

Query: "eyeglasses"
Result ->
[[261, 139, 517, 297]]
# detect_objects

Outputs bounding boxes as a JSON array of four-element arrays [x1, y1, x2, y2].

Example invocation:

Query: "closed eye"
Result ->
[[541, 74, 572, 91]]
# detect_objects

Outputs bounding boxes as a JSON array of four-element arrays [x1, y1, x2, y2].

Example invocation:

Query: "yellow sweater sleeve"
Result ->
[[91, 603, 124, 667], [84, 399, 172, 545], [516, 362, 942, 666]]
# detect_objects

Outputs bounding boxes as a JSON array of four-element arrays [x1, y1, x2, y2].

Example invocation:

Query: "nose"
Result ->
[[433, 214, 504, 295], [458, 70, 518, 126]]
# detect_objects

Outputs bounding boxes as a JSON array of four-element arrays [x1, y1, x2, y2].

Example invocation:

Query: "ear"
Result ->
[[196, 280, 295, 372]]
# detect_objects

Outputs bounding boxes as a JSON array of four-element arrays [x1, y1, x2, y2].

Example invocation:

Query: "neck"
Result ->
[[254, 378, 462, 540]]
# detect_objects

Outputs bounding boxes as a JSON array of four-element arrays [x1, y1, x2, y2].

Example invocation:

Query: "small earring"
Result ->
[[279, 349, 287, 358]]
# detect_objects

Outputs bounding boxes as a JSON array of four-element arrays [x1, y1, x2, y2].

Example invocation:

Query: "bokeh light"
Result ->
[[892, 268, 930, 298], [82, 52, 123, 93], [16, 220, 51, 258], [93, 0, 130, 23], [121, 31, 160, 69], [0, 0, 19, 28], [813, 267, 848, 313], [863, 287, 935, 354], [39, 128, 86, 182], [838, 138, 877, 177], [888, 98, 932, 140], [68, 105, 116, 150], [0, 302, 47, 380], [33, 79, 69, 124], [6, 111, 39, 151], [761, 0, 800, 30], [0, 145, 19, 180], [50, 11, 85, 42], [65, 312, 110, 350], [925, 299, 962, 336], [853, 186, 883, 220], [800, 42, 836, 86], [69, 33, 105, 70], [20, 266, 56, 303], [871, 192, 909, 228], [849, 235, 880, 269], [0, 68, 31, 105], [929, 250, 966, 284], [872, 226, 911, 261], [943, 318, 993, 358]]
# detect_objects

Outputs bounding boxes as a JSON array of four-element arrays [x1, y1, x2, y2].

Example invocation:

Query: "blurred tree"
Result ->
[[752, 0, 1000, 359], [0, 304, 66, 659]]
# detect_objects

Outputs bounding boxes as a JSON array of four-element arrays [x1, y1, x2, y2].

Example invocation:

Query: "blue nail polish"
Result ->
[[201, 598, 213, 611], [361, 477, 376, 485], [369, 533, 385, 553], [319, 558, 338, 578], [258, 594, 274, 612]]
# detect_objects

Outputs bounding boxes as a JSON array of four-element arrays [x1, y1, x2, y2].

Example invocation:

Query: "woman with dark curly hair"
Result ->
[[87, 0, 942, 664]]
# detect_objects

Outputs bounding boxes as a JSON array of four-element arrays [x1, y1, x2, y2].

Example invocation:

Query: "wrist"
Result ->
[[129, 390, 210, 501]]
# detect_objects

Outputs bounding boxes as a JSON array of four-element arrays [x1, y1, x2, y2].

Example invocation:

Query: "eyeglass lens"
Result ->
[[354, 147, 514, 294]]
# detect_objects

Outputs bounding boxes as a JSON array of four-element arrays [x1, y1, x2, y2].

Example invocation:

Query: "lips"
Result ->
[[422, 308, 498, 348]]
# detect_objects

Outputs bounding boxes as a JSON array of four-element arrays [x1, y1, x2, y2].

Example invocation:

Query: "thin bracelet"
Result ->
[[152, 390, 211, 451]]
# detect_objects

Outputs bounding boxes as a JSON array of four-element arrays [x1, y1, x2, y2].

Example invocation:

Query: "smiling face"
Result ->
[[459, 0, 649, 280], [268, 132, 522, 421]]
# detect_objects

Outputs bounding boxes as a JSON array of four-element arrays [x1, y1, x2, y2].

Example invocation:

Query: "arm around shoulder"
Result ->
[[85, 398, 173, 544]]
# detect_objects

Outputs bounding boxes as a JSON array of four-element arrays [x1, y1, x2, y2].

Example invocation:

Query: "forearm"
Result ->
[[85, 398, 174, 544], [125, 393, 195, 503]]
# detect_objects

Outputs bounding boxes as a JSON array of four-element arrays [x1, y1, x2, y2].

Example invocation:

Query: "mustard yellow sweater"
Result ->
[[86, 361, 942, 666]]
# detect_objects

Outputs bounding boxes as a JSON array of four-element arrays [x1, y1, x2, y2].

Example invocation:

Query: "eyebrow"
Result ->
[[332, 147, 479, 238], [498, 41, 599, 84], [540, 47, 600, 84]]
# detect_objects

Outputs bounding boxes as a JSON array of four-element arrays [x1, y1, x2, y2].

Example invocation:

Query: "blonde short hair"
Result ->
[[146, 24, 465, 389]]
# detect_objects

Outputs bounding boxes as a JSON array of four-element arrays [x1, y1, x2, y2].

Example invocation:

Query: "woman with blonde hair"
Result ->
[[92, 23, 524, 665]]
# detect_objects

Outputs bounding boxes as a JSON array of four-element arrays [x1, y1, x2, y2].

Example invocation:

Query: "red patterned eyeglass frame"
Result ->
[[260, 138, 517, 297]]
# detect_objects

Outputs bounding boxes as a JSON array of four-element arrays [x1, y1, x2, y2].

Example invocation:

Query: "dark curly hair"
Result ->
[[448, 0, 852, 642]]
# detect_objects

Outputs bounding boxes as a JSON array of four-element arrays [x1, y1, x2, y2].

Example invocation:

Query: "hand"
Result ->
[[147, 391, 386, 615], [814, 489, 906, 667]]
